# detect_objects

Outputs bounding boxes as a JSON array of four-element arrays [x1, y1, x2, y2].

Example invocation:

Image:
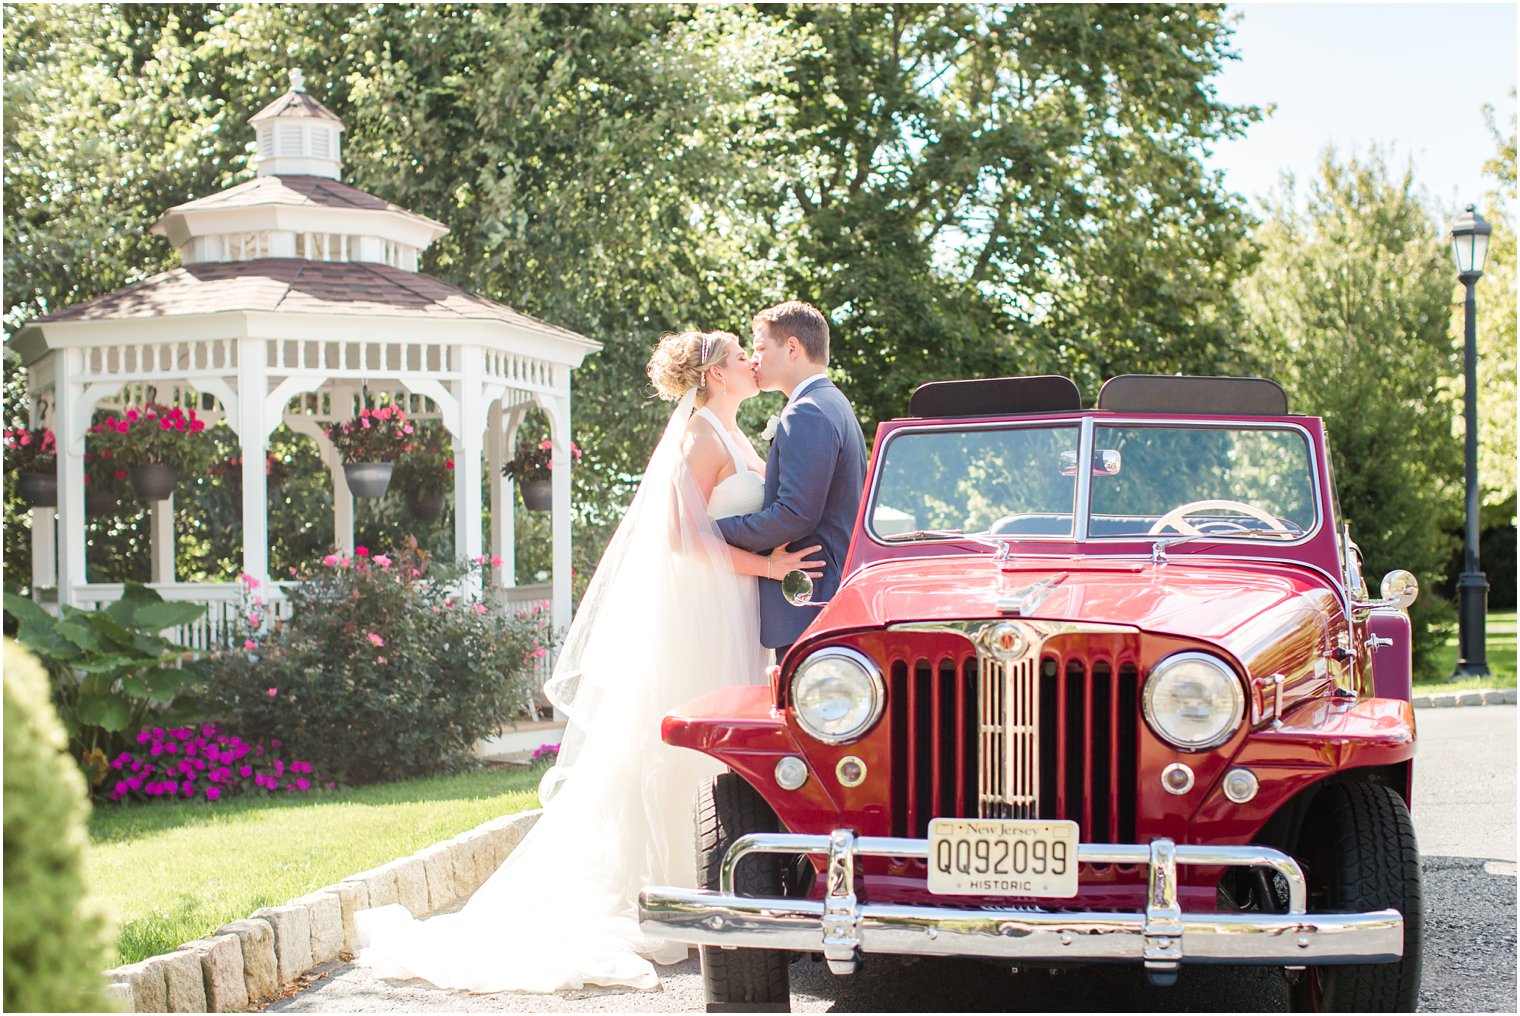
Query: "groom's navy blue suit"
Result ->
[[717, 378, 868, 650]]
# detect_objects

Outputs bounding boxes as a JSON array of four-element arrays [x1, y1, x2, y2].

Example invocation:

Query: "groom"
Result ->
[[716, 301, 868, 659]]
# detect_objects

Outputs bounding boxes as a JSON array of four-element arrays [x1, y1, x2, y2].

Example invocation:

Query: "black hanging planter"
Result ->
[[344, 462, 394, 499], [406, 489, 446, 521], [128, 463, 178, 501], [16, 472, 58, 508], [519, 478, 552, 511]]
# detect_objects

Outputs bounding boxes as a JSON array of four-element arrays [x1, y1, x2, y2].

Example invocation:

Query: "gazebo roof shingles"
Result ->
[[32, 259, 594, 344]]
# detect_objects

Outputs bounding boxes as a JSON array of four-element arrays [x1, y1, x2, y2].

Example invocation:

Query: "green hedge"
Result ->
[[4, 639, 115, 1012]]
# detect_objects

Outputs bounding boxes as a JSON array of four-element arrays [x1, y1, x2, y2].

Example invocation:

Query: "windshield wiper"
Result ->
[[880, 528, 970, 542]]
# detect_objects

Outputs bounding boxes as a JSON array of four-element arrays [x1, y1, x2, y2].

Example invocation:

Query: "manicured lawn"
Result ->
[[87, 765, 541, 966], [1412, 610, 1516, 694]]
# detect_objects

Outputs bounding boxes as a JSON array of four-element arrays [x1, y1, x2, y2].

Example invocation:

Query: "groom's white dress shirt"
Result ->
[[789, 372, 830, 403]]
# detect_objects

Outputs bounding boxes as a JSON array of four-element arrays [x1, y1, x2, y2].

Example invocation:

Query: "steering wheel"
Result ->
[[1147, 499, 1292, 537]]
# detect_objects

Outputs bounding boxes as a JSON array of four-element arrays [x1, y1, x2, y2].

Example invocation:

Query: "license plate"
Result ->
[[927, 818, 1080, 897]]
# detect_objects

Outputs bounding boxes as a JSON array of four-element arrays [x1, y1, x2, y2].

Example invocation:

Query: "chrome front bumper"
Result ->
[[638, 831, 1403, 984]]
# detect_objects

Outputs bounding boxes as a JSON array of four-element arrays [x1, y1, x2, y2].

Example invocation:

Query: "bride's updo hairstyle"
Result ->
[[647, 330, 738, 403]]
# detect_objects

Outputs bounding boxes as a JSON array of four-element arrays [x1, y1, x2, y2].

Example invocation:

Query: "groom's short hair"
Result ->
[[754, 301, 829, 365]]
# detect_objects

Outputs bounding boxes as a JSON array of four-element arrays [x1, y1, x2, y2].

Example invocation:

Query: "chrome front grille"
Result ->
[[979, 652, 1040, 818], [886, 621, 1141, 841]]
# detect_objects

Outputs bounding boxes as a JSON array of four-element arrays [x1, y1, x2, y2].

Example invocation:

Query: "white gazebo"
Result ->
[[14, 70, 599, 648]]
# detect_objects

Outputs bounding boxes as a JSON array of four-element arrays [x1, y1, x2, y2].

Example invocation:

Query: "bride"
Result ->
[[354, 330, 821, 993]]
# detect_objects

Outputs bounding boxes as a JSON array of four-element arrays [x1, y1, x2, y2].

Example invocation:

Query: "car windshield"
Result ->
[[868, 422, 1318, 544]]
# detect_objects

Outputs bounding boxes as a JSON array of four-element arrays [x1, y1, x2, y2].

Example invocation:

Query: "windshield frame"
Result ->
[[862, 413, 1325, 551]]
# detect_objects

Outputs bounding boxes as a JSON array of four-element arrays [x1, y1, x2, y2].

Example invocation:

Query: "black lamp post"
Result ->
[[1450, 204, 1492, 678]]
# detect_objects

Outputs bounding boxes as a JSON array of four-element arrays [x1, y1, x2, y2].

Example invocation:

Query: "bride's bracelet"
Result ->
[[766, 557, 772, 580]]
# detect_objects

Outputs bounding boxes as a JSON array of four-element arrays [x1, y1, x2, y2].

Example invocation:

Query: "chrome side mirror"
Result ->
[[1351, 568, 1418, 615], [1379, 570, 1419, 610], [782, 570, 825, 607]]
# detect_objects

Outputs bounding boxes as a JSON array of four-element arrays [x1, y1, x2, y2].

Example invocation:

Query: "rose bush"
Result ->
[[204, 540, 555, 784]]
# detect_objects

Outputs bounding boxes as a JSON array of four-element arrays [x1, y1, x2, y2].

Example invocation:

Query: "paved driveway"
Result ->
[[272, 706, 1517, 1012]]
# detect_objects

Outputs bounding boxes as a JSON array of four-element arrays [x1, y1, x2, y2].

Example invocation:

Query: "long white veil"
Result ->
[[355, 389, 766, 993]]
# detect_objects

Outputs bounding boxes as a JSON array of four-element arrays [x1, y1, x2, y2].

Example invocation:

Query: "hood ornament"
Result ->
[[996, 575, 1065, 617]]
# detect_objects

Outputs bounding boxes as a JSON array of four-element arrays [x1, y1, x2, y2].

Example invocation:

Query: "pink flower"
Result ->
[[445, 460, 454, 470], [373, 554, 392, 568], [361, 417, 372, 429], [323, 554, 339, 567], [240, 765, 253, 777], [402, 424, 413, 435], [267, 687, 278, 696], [367, 632, 385, 647], [376, 656, 387, 664], [296, 777, 310, 791], [206, 786, 221, 800], [490, 555, 503, 566], [356, 546, 369, 557], [126, 410, 139, 422], [239, 573, 260, 588], [473, 603, 488, 615], [244, 639, 258, 651]]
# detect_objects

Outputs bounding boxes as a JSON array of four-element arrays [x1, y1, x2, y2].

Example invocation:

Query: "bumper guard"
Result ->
[[637, 832, 1403, 985]]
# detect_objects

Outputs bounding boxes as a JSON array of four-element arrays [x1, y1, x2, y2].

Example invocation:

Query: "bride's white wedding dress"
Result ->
[[354, 394, 766, 993]]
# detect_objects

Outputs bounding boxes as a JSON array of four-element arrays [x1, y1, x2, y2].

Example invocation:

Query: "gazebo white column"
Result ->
[[541, 377, 573, 631], [453, 348, 486, 566], [56, 349, 87, 604], [486, 400, 512, 588], [149, 495, 176, 583], [238, 336, 271, 584]]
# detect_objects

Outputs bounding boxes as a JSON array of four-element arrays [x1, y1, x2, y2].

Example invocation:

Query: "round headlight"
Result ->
[[791, 647, 885, 744], [1142, 652, 1245, 751]]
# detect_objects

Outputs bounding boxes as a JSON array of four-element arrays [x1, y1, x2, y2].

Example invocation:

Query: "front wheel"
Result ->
[[696, 772, 791, 1012], [1288, 781, 1423, 1012]]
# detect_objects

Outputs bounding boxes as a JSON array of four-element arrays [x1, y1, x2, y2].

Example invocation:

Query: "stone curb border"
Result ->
[[1411, 687, 1516, 709], [102, 809, 542, 1012]]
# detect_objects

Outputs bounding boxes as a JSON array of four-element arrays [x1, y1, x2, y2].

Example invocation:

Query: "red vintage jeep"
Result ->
[[639, 375, 1422, 1012]]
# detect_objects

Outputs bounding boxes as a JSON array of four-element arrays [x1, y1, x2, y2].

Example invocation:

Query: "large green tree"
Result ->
[[1239, 151, 1462, 669], [760, 3, 1260, 424], [5, 3, 1260, 592]]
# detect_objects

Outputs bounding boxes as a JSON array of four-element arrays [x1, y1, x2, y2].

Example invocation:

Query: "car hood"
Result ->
[[818, 554, 1345, 666]]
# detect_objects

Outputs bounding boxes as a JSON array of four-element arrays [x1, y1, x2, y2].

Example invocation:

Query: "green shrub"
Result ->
[[3, 584, 207, 791], [205, 540, 553, 785], [4, 640, 115, 1012]]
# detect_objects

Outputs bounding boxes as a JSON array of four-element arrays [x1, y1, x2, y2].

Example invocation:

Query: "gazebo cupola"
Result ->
[[15, 70, 599, 654], [251, 69, 344, 180], [153, 70, 444, 271]]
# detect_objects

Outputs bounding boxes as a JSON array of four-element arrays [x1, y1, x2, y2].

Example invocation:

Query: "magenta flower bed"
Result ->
[[108, 724, 330, 803]]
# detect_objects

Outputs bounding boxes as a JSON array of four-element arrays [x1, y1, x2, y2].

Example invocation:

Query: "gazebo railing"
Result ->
[[72, 582, 294, 652], [491, 582, 558, 692]]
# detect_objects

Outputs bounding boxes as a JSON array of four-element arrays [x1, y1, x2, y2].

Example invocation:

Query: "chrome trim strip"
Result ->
[[1074, 416, 1095, 542], [642, 833, 1395, 969]]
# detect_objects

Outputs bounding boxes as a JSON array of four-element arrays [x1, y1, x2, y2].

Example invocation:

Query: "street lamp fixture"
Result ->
[[1449, 204, 1491, 678]]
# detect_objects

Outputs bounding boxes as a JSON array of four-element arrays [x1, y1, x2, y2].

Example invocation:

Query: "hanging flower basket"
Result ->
[[406, 489, 446, 521], [6, 428, 58, 507], [344, 462, 394, 499], [519, 478, 553, 511], [128, 463, 178, 501], [16, 472, 58, 508]]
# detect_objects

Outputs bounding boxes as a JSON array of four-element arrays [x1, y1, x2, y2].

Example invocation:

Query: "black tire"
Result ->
[[696, 771, 792, 1012], [1288, 781, 1423, 1012]]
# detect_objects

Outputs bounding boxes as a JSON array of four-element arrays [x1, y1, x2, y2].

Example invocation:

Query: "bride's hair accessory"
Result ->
[[647, 329, 739, 402]]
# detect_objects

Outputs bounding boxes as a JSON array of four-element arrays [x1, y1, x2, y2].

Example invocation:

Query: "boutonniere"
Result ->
[[761, 414, 781, 442]]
